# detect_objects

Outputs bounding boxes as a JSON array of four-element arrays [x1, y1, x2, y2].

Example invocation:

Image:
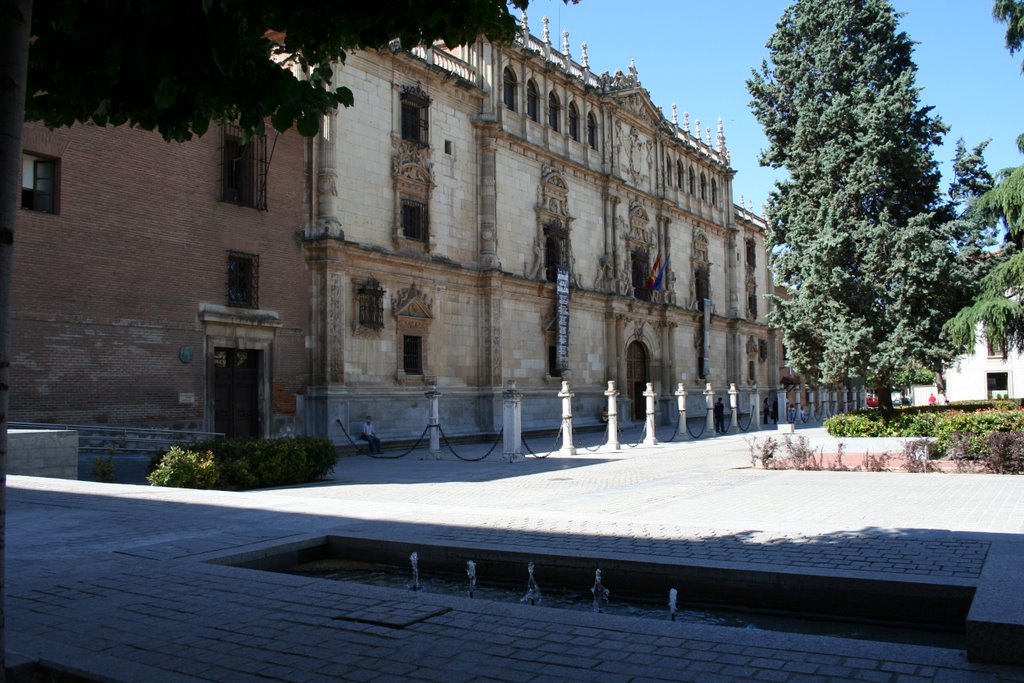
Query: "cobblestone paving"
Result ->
[[7, 427, 1024, 681]]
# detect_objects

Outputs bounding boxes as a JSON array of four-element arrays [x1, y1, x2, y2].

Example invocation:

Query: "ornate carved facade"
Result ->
[[299, 15, 778, 441]]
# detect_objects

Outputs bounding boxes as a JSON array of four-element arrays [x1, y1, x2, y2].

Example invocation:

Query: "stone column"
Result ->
[[704, 383, 715, 436], [478, 127, 500, 268], [425, 384, 442, 459], [675, 382, 689, 440], [794, 383, 803, 423], [751, 383, 761, 430], [728, 383, 739, 433], [558, 381, 576, 456], [604, 380, 620, 451], [643, 382, 658, 446], [502, 380, 523, 463], [776, 387, 791, 433]]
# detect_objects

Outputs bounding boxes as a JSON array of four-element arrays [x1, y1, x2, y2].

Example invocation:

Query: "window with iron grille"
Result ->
[[357, 278, 385, 329], [401, 198, 429, 242], [747, 285, 758, 320], [746, 238, 757, 269], [400, 87, 430, 145], [587, 112, 598, 149], [403, 335, 423, 375], [221, 125, 267, 210], [227, 251, 259, 308], [631, 249, 652, 302], [21, 152, 59, 214], [543, 221, 568, 283]]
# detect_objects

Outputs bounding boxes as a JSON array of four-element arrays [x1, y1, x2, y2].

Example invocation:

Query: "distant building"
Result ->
[[945, 328, 1021, 400], [12, 15, 779, 443]]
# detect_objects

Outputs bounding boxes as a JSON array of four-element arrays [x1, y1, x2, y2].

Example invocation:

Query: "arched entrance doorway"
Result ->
[[626, 341, 649, 421]]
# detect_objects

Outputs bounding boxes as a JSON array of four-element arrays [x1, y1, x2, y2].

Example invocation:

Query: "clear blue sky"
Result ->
[[529, 0, 1024, 213]]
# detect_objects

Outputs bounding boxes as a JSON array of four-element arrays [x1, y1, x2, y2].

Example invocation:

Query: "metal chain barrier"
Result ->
[[623, 419, 646, 448], [335, 419, 428, 459], [685, 411, 708, 439], [655, 411, 682, 443], [522, 418, 567, 458], [737, 410, 754, 432], [437, 425, 503, 462]]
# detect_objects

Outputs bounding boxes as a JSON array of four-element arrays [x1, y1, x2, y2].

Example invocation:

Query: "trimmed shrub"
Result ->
[[148, 447, 220, 488], [149, 437, 337, 490]]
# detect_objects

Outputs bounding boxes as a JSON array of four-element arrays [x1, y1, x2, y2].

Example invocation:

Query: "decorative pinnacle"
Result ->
[[562, 30, 570, 57], [543, 16, 550, 44], [671, 104, 678, 126], [581, 42, 589, 68]]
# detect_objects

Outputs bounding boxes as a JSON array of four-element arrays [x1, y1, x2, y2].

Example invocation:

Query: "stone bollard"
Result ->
[[424, 383, 443, 459], [751, 383, 761, 430], [502, 380, 523, 463], [643, 382, 659, 446], [604, 380, 620, 451], [558, 380, 576, 456], [675, 383, 689, 440], [704, 383, 716, 436], [776, 387, 793, 434], [728, 383, 739, 434]]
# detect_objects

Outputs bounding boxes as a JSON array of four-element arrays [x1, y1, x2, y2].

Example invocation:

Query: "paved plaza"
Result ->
[[6, 425, 1024, 681]]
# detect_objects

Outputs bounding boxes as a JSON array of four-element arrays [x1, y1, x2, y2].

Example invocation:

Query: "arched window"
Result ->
[[502, 67, 517, 111], [700, 173, 707, 201], [568, 102, 579, 141], [526, 80, 539, 122], [711, 179, 718, 206], [548, 91, 560, 131], [688, 168, 696, 194], [676, 161, 684, 190], [587, 112, 598, 149]]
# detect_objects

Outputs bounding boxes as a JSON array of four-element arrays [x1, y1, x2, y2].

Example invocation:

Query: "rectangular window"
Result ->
[[221, 125, 268, 210], [401, 199, 429, 242], [987, 372, 1008, 399], [21, 152, 59, 214], [227, 251, 259, 308], [357, 279, 384, 329], [403, 335, 423, 375], [987, 336, 1005, 358], [401, 91, 430, 145]]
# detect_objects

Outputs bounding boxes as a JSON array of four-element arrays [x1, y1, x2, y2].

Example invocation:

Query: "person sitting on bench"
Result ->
[[360, 415, 382, 454]]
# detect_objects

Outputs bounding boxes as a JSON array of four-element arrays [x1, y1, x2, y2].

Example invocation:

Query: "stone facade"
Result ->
[[301, 19, 778, 443], [11, 18, 777, 443]]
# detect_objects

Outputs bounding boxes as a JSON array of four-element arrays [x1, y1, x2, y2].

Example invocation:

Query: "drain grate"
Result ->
[[332, 606, 451, 629]]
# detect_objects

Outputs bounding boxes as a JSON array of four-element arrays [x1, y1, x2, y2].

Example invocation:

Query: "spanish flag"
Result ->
[[647, 255, 668, 291]]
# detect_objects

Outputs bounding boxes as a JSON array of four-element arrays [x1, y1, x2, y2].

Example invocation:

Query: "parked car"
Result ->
[[866, 394, 879, 408]]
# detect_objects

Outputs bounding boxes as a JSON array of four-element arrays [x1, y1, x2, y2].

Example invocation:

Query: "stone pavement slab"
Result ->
[[6, 427, 1024, 681]]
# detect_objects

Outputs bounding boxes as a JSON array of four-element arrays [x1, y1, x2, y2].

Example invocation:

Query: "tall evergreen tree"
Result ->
[[747, 0, 964, 413], [945, 1, 1024, 354]]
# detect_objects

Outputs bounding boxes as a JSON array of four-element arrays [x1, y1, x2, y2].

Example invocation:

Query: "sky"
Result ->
[[528, 0, 1024, 214]]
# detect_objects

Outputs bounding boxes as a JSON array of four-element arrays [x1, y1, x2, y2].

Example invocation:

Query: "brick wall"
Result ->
[[12, 123, 311, 430]]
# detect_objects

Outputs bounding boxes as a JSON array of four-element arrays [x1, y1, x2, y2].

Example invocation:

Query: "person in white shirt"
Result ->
[[361, 415, 382, 454]]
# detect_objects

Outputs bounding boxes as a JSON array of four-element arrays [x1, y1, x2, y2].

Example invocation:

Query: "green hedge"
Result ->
[[825, 401, 1024, 454], [148, 437, 338, 490]]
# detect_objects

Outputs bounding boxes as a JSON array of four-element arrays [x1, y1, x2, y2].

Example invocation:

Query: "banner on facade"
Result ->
[[556, 268, 570, 371]]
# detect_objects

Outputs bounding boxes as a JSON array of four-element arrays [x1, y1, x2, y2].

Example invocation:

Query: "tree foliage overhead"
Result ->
[[25, 0, 532, 141], [747, 0, 976, 408], [945, 1, 1024, 354]]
